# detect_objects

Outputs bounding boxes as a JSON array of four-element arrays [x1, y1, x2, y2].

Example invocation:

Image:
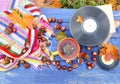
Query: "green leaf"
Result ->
[[56, 32, 67, 42], [20, 13, 23, 18], [60, 0, 108, 9]]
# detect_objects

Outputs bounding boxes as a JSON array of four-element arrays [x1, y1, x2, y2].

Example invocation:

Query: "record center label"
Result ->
[[83, 19, 97, 33], [101, 55, 114, 65]]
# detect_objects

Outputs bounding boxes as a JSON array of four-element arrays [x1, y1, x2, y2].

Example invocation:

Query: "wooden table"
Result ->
[[0, 8, 120, 84]]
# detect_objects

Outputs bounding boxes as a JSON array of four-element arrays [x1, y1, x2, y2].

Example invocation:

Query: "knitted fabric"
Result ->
[[0, 0, 54, 71]]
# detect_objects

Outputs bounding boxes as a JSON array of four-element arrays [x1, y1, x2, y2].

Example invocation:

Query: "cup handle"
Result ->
[[52, 51, 59, 56], [50, 51, 58, 61]]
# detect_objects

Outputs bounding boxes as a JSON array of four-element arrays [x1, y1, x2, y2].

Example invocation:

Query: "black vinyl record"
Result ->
[[69, 6, 110, 46], [96, 55, 119, 71]]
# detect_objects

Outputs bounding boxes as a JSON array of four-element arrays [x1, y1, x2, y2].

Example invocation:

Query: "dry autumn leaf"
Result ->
[[115, 21, 120, 28], [51, 0, 63, 8], [108, 0, 117, 9], [22, 13, 35, 28], [7, 9, 35, 29], [76, 16, 84, 24], [30, 0, 45, 8], [100, 43, 119, 61], [116, 5, 120, 10]]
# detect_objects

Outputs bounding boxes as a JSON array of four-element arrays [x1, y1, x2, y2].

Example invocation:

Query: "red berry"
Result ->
[[62, 65, 67, 70], [41, 56, 48, 63], [40, 26, 45, 30], [25, 42, 30, 48], [38, 31, 43, 36], [5, 28, 12, 34], [41, 37, 46, 42], [92, 51, 98, 56], [55, 61, 60, 66], [80, 52, 86, 58], [15, 64, 19, 68], [60, 26, 66, 32], [72, 64, 78, 69], [88, 66, 92, 70], [57, 65, 61, 70], [40, 26, 46, 33], [23, 63, 31, 69], [92, 57, 96, 62], [87, 46, 92, 51], [66, 61, 74, 65], [9, 23, 14, 28], [86, 62, 91, 66], [91, 63, 95, 68], [40, 45, 45, 50], [20, 60, 25, 64], [52, 61, 55, 65], [5, 44, 11, 49], [22, 48, 28, 53], [47, 18, 52, 22], [12, 28, 17, 32], [57, 19, 63, 24], [51, 18, 56, 22], [78, 58, 83, 64], [10, 58, 14, 63], [84, 54, 90, 60], [47, 60, 51, 65], [68, 67, 72, 72], [46, 41, 51, 46], [54, 24, 61, 30]]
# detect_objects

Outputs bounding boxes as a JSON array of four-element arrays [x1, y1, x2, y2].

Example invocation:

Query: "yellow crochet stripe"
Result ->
[[23, 58, 42, 66], [0, 61, 18, 72], [43, 48, 50, 56]]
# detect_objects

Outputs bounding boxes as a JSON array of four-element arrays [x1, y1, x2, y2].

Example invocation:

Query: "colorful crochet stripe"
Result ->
[[0, 12, 36, 59], [0, 52, 19, 71], [0, 0, 28, 11], [24, 3, 41, 17]]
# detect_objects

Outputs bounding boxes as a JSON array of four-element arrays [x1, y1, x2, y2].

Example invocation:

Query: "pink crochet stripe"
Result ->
[[0, 15, 28, 38], [24, 4, 35, 9], [24, 3, 41, 16], [0, 60, 18, 69], [0, 0, 11, 11], [27, 46, 42, 59], [39, 18, 54, 35], [0, 32, 22, 50], [0, 19, 26, 47], [0, 29, 35, 59]]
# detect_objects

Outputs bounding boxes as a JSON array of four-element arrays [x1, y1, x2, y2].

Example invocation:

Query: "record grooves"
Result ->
[[69, 6, 110, 46]]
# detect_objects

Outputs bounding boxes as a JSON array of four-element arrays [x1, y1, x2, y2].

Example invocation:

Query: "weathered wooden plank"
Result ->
[[40, 8, 76, 15], [40, 8, 76, 23], [41, 8, 120, 21], [0, 8, 120, 84]]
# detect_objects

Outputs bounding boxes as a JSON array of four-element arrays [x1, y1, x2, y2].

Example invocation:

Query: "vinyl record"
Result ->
[[96, 54, 119, 71], [69, 6, 110, 46]]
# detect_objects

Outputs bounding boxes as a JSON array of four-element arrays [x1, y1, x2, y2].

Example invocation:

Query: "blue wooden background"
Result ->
[[0, 8, 120, 84]]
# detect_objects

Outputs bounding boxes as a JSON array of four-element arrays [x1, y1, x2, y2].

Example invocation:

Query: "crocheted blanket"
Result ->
[[0, 0, 54, 71]]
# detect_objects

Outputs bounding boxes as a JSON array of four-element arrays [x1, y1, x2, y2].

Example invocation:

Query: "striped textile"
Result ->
[[0, 0, 30, 11], [0, 0, 54, 36], [0, 0, 22, 11], [0, 51, 19, 71], [0, 0, 54, 71], [24, 2, 42, 17], [0, 10, 36, 59]]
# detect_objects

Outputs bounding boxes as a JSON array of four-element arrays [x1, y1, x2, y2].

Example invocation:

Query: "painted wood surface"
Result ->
[[0, 8, 120, 84]]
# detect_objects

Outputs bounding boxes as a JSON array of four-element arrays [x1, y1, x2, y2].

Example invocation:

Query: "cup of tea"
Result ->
[[50, 38, 81, 61]]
